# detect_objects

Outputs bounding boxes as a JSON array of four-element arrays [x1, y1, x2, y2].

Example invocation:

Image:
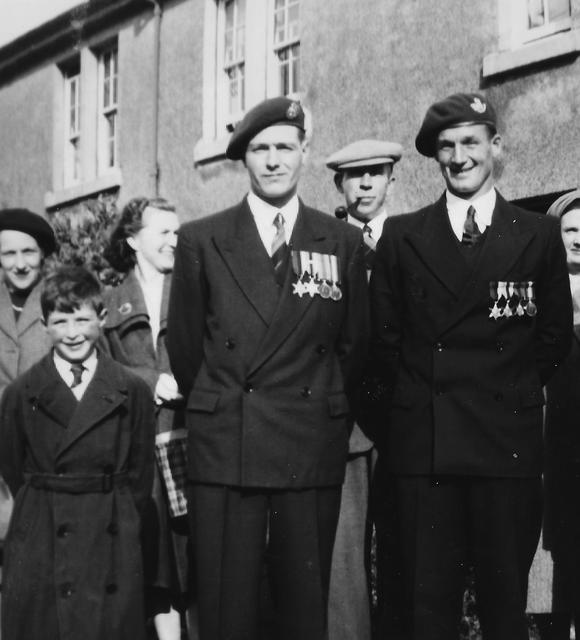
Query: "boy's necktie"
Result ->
[[70, 363, 85, 389], [461, 205, 482, 246]]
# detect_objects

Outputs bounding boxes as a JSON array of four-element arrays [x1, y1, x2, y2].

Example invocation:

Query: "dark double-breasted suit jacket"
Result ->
[[369, 191, 572, 478], [167, 198, 369, 489]]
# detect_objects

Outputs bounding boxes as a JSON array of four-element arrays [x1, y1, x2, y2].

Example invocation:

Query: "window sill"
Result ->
[[483, 28, 580, 78], [193, 135, 231, 165], [45, 169, 122, 209]]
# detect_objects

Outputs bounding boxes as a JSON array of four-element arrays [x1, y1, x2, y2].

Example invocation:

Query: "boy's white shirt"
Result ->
[[53, 349, 98, 401]]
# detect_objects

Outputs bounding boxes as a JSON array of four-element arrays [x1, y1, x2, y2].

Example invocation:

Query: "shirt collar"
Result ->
[[247, 191, 300, 238], [53, 348, 98, 379], [445, 187, 497, 239], [348, 209, 388, 239]]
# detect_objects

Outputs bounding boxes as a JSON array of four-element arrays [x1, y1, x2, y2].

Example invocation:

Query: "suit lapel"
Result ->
[[213, 199, 280, 325], [56, 355, 128, 458], [26, 355, 78, 430], [404, 196, 467, 298], [438, 193, 535, 335], [247, 203, 336, 377]]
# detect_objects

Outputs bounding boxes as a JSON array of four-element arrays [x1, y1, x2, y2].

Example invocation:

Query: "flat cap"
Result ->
[[326, 139, 403, 171], [0, 208, 56, 255], [225, 96, 305, 161], [415, 92, 497, 157]]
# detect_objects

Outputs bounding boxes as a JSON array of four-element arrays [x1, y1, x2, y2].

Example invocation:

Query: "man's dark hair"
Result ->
[[41, 265, 104, 320]]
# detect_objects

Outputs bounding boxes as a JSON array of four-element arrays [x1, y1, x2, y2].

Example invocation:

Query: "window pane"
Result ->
[[291, 44, 300, 92], [528, 0, 545, 27], [275, 0, 285, 10], [548, 0, 571, 21], [225, 0, 234, 29], [274, 9, 285, 44]]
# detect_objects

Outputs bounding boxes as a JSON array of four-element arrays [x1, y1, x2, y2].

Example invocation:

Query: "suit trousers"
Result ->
[[375, 474, 542, 640], [187, 483, 341, 640]]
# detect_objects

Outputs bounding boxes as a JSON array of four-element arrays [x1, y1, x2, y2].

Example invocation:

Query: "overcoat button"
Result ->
[[57, 524, 70, 538], [244, 382, 253, 393], [225, 338, 236, 350], [60, 583, 74, 598], [496, 342, 504, 352], [105, 583, 118, 594], [315, 344, 327, 355], [301, 386, 311, 398], [435, 342, 444, 351], [107, 522, 119, 535]]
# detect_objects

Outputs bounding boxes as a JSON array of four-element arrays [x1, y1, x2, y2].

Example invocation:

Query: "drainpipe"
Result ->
[[147, 0, 162, 196]]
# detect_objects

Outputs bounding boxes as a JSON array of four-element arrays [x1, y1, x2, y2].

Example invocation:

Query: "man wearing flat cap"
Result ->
[[368, 92, 572, 639], [325, 138, 401, 640], [168, 96, 369, 640]]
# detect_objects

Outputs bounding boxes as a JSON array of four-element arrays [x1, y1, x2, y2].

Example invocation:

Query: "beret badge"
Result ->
[[286, 101, 301, 119], [470, 97, 487, 114], [119, 302, 132, 315]]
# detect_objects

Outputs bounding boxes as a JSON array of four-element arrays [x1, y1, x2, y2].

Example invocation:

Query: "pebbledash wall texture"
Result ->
[[0, 0, 579, 222]]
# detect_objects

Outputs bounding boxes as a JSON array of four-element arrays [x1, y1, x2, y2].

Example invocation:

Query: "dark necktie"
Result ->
[[461, 205, 482, 246], [362, 224, 376, 271], [271, 213, 288, 285], [70, 363, 85, 389]]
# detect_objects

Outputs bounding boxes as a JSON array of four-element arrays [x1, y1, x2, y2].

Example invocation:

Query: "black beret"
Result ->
[[0, 208, 57, 255], [415, 93, 497, 158], [225, 96, 305, 161]]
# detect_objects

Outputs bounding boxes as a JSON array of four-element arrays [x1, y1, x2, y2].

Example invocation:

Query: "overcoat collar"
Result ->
[[26, 353, 129, 458], [0, 279, 43, 342], [213, 198, 339, 375], [105, 270, 171, 333], [405, 191, 535, 335]]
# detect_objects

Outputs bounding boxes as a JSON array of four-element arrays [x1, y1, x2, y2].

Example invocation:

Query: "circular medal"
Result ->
[[526, 301, 537, 317], [331, 285, 342, 301], [319, 282, 332, 299]]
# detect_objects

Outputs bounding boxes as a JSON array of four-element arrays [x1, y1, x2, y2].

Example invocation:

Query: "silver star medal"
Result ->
[[292, 280, 306, 298]]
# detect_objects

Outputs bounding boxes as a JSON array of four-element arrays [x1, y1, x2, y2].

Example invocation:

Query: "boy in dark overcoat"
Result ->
[[0, 266, 155, 640]]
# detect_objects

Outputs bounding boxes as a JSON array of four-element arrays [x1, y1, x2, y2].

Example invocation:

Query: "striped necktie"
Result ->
[[271, 212, 288, 285], [362, 224, 376, 270], [461, 205, 482, 246]]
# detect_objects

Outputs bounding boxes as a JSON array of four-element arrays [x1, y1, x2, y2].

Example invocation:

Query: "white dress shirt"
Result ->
[[247, 191, 300, 256], [134, 261, 164, 351], [446, 187, 497, 241], [347, 209, 388, 240], [54, 349, 98, 401]]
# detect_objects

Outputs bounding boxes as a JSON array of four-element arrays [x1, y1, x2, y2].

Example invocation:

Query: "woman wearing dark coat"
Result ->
[[532, 190, 580, 640], [103, 197, 190, 640]]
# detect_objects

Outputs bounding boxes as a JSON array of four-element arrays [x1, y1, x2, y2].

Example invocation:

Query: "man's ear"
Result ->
[[333, 172, 344, 195]]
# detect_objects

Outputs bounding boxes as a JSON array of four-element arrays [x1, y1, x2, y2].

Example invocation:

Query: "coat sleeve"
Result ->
[[360, 217, 403, 443], [0, 381, 26, 497], [127, 378, 155, 515], [337, 231, 370, 399], [535, 216, 573, 385], [167, 226, 207, 398]]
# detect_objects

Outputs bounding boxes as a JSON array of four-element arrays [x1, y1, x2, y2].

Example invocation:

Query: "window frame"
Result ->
[[62, 61, 81, 187]]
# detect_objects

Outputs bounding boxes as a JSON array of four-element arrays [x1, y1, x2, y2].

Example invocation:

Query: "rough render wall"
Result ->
[[0, 68, 53, 213]]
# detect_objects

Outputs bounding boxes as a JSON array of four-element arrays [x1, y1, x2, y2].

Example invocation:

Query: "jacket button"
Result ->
[[496, 342, 504, 352], [301, 386, 312, 398], [244, 382, 253, 393], [56, 524, 70, 538], [60, 583, 74, 598], [315, 344, 327, 355], [107, 522, 119, 535], [434, 342, 444, 352], [105, 583, 118, 594], [225, 338, 236, 350]]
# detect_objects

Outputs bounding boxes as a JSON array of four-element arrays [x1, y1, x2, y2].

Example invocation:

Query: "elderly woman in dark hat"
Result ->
[[530, 190, 580, 640]]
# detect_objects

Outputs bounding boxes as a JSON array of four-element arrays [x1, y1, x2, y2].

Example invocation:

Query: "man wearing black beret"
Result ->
[[168, 97, 369, 639], [368, 93, 573, 639]]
